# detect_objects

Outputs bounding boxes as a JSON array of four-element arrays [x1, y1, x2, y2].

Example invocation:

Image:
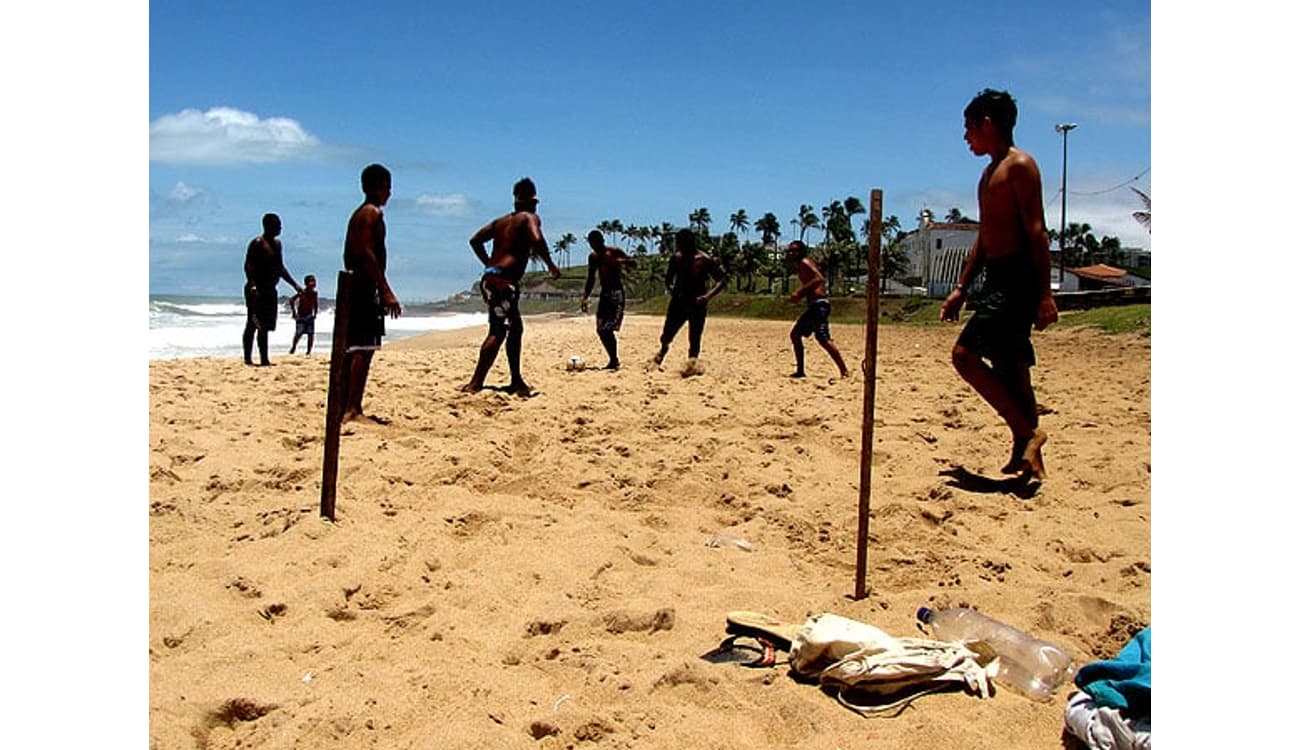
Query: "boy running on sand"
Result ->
[[785, 241, 849, 379], [288, 274, 319, 355], [652, 229, 728, 374], [939, 89, 1058, 479], [581, 230, 637, 370]]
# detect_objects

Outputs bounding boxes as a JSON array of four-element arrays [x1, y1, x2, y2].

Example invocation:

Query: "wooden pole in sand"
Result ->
[[320, 270, 353, 521], [854, 189, 883, 599]]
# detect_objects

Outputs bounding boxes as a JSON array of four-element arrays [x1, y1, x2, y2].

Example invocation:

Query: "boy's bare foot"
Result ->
[[681, 358, 703, 377], [1022, 428, 1048, 480], [460, 382, 483, 394], [1002, 435, 1030, 474], [507, 381, 540, 398], [789, 370, 806, 379], [342, 410, 390, 425]]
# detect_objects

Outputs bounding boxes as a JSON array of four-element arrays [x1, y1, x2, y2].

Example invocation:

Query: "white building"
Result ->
[[899, 211, 980, 296]]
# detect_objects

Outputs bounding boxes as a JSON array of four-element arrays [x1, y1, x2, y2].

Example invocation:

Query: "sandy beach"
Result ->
[[148, 313, 1150, 749]]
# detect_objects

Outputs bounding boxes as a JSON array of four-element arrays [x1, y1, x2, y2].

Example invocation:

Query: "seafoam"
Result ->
[[149, 296, 486, 361]]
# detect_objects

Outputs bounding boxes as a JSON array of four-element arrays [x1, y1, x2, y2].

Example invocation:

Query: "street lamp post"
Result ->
[[1054, 123, 1077, 288]]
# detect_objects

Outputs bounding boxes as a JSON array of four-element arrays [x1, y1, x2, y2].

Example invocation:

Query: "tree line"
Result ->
[[540, 198, 916, 300]]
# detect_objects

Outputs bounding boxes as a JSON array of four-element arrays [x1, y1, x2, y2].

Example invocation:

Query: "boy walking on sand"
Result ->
[[939, 89, 1058, 479], [581, 230, 637, 370], [462, 177, 562, 396], [288, 274, 319, 355], [653, 229, 728, 375], [341, 164, 402, 423], [785, 241, 849, 379]]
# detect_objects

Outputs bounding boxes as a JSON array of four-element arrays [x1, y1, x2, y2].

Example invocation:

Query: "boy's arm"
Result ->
[[528, 215, 562, 279], [664, 254, 679, 294], [355, 207, 402, 318], [616, 249, 637, 267], [1010, 155, 1058, 330], [582, 253, 598, 311], [790, 259, 823, 302], [700, 256, 729, 303], [287, 291, 300, 315], [469, 220, 494, 266]]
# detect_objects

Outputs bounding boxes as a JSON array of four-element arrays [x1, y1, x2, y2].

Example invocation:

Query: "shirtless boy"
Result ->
[[581, 229, 637, 370], [939, 89, 1058, 479], [463, 177, 562, 395], [653, 228, 728, 373], [341, 164, 402, 423], [288, 274, 319, 355], [785, 241, 849, 379]]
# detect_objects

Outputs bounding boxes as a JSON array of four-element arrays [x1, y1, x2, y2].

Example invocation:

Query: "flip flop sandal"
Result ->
[[724, 611, 802, 652]]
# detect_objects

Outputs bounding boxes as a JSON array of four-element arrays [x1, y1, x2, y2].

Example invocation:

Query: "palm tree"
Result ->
[[945, 208, 968, 223], [554, 233, 577, 269], [1131, 187, 1151, 233], [688, 207, 712, 237], [797, 204, 820, 242], [729, 209, 749, 240], [754, 212, 781, 246]]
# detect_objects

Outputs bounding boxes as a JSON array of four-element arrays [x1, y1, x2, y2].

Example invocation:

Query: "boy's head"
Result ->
[[262, 213, 281, 236], [361, 163, 392, 203], [513, 177, 539, 211], [304, 274, 316, 289], [675, 228, 696, 255], [586, 230, 605, 249], [785, 240, 808, 261], [963, 89, 1017, 147]]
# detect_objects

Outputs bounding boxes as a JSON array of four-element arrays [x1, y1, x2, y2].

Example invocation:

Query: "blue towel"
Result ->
[[1074, 627, 1151, 718]]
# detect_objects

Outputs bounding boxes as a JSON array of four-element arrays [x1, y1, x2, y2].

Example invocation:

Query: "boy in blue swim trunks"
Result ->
[[463, 177, 561, 396], [940, 89, 1058, 480], [288, 274, 318, 355], [786, 241, 849, 379]]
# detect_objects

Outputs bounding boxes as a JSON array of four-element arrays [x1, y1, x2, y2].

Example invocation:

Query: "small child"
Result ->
[[288, 274, 319, 355]]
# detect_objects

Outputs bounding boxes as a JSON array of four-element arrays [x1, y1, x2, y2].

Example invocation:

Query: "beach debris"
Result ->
[[553, 694, 571, 712], [705, 531, 755, 551]]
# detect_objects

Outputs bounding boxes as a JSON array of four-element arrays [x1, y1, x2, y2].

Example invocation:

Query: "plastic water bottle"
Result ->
[[917, 606, 1073, 702]]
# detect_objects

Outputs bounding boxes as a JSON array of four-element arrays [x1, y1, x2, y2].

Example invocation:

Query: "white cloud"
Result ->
[[150, 107, 323, 165], [176, 233, 202, 243], [413, 193, 473, 217], [167, 181, 209, 204]]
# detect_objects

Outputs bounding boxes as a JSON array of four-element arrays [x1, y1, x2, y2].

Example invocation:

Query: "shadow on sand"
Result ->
[[939, 466, 1040, 500]]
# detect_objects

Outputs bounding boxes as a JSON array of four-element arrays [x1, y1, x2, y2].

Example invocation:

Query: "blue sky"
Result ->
[[149, 0, 1151, 302]]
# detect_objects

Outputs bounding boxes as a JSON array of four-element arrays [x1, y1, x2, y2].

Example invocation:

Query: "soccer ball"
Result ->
[[566, 355, 585, 371]]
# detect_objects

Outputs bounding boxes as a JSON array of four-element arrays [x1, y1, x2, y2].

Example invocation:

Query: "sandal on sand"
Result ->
[[699, 635, 778, 668], [725, 611, 802, 653]]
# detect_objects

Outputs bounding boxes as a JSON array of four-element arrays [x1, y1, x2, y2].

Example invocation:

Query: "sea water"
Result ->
[[149, 295, 487, 361]]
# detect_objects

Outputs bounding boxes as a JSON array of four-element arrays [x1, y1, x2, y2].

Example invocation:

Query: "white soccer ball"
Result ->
[[566, 355, 584, 371]]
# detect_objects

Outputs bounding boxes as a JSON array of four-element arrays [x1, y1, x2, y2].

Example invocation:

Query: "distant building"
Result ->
[[899, 210, 980, 296], [1058, 264, 1150, 293]]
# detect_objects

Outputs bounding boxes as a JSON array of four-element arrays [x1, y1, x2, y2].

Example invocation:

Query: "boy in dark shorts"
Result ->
[[940, 89, 1058, 479], [652, 229, 728, 375], [786, 241, 849, 379], [581, 230, 636, 370], [463, 177, 562, 396], [341, 164, 402, 423], [288, 274, 319, 355]]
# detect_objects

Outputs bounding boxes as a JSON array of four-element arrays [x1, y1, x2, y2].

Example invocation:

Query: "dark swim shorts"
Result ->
[[956, 288, 1035, 367], [245, 283, 280, 332], [794, 298, 832, 342], [294, 315, 315, 336], [596, 288, 625, 332], [346, 280, 385, 351], [481, 273, 521, 338]]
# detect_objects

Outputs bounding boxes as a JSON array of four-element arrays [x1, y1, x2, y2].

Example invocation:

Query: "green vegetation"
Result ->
[[1055, 303, 1150, 335]]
